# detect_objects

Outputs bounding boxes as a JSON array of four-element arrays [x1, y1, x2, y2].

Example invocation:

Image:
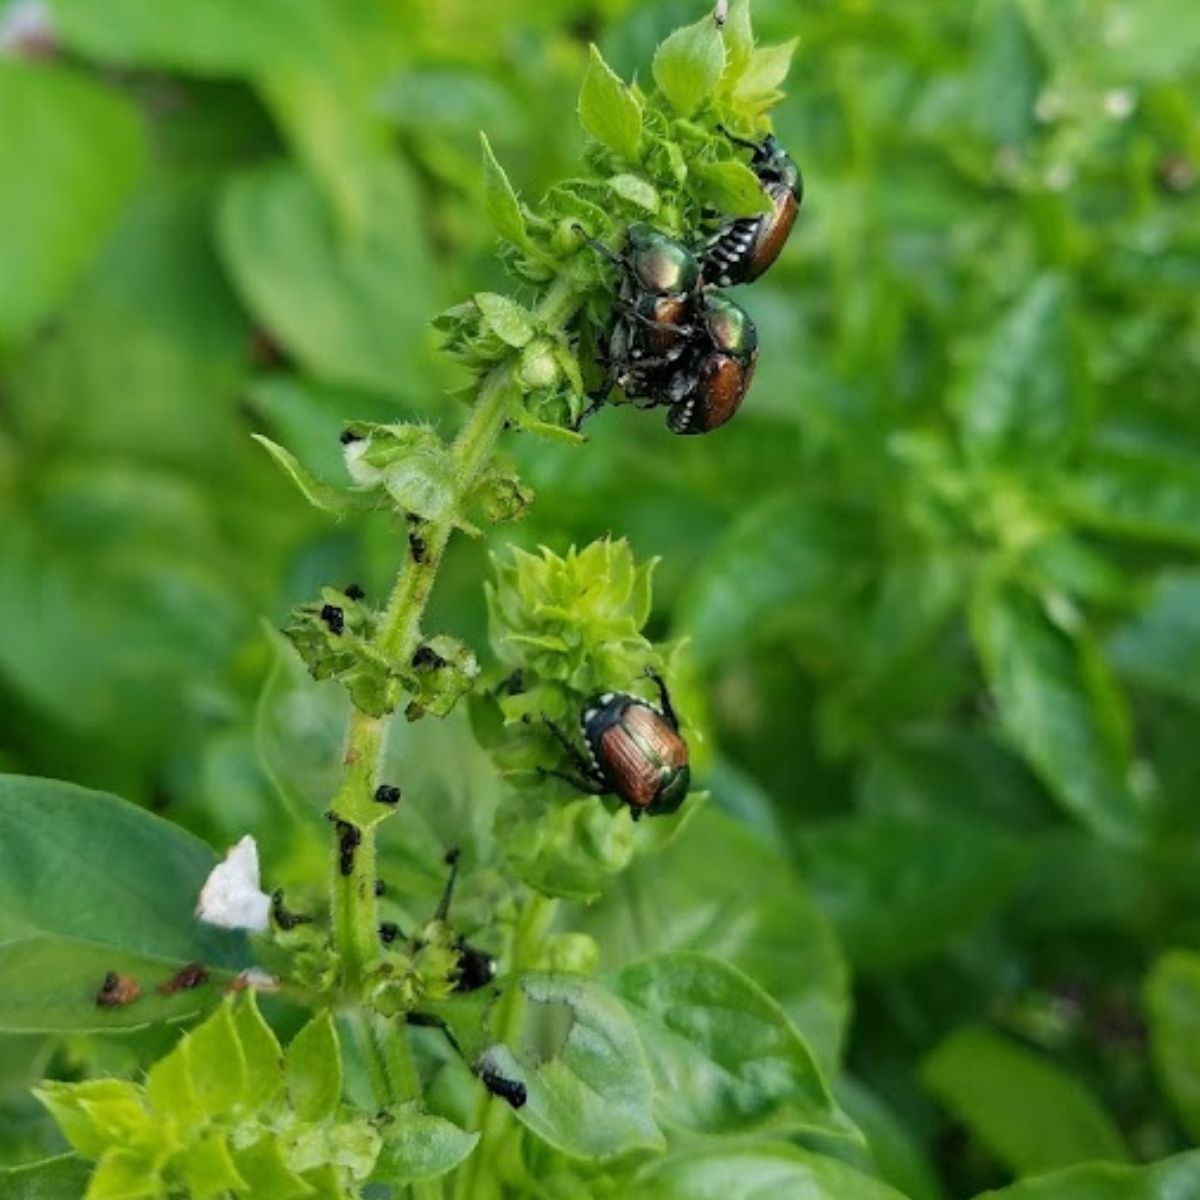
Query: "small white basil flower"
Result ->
[[196, 835, 271, 932], [342, 433, 383, 487]]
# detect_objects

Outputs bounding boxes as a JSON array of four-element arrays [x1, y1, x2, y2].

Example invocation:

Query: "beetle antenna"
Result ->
[[645, 668, 681, 730], [716, 123, 764, 154], [571, 223, 625, 269], [435, 847, 461, 921]]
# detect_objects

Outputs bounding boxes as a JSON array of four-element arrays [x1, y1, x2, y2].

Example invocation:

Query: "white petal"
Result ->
[[196, 835, 271, 932]]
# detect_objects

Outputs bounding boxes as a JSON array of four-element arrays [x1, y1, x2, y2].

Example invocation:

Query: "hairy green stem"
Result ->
[[327, 271, 585, 1110]]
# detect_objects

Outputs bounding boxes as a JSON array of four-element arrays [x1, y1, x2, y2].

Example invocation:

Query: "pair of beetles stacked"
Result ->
[[546, 127, 805, 829], [579, 126, 804, 435]]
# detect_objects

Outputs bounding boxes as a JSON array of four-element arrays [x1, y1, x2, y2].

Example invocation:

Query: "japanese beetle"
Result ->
[[577, 224, 703, 417], [703, 130, 804, 287], [544, 672, 690, 819], [663, 290, 758, 434]]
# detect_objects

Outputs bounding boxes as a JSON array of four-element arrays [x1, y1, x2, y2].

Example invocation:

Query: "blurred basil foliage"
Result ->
[[1, 0, 1200, 1196]]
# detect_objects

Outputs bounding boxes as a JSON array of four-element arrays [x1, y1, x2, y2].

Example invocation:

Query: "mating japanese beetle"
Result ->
[[579, 224, 702, 405], [703, 130, 804, 287], [663, 290, 758, 435], [544, 672, 691, 819]]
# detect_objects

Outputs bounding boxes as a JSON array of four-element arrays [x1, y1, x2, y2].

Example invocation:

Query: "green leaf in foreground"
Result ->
[[694, 159, 772, 216], [653, 15, 726, 118], [630, 1144, 909, 1200], [481, 973, 662, 1159], [0, 937, 230, 1033], [480, 133, 531, 251], [371, 1110, 478, 1186], [251, 434, 366, 516], [578, 44, 642, 161], [921, 1025, 1128, 1176], [286, 1009, 343, 1123], [969, 1150, 1200, 1200], [611, 951, 850, 1139], [0, 775, 243, 964], [1144, 950, 1200, 1142], [0, 1154, 93, 1200], [571, 806, 848, 1076], [971, 582, 1145, 847]]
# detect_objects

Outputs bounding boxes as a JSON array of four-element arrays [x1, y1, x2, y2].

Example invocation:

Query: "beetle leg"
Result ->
[[716, 123, 764, 154], [645, 669, 681, 731], [538, 766, 605, 794], [435, 847, 461, 921], [573, 224, 628, 271], [614, 299, 693, 337], [541, 718, 606, 789], [572, 386, 611, 432]]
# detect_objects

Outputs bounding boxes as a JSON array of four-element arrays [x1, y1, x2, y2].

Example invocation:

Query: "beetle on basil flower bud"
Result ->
[[543, 671, 691, 819]]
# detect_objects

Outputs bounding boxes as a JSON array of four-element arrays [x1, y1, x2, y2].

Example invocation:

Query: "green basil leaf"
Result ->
[[0, 938, 231, 1034], [286, 1010, 343, 1123], [371, 1110, 479, 1185], [971, 582, 1145, 847], [570, 807, 848, 1077], [480, 134, 532, 251], [956, 275, 1085, 464], [0, 775, 245, 967], [218, 159, 434, 398], [482, 972, 662, 1159], [0, 62, 142, 346], [1145, 950, 1200, 1142], [921, 1025, 1128, 1175], [796, 807, 1027, 971], [0, 1154, 93, 1200], [46, 0, 327, 75], [653, 16, 726, 118], [968, 1151, 1200, 1200], [578, 45, 642, 161], [630, 1144, 909, 1200], [611, 951, 850, 1139]]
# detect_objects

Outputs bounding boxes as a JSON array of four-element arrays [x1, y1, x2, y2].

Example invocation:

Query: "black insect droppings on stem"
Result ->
[[339, 428, 362, 444], [411, 644, 447, 670], [320, 604, 345, 635], [408, 530, 428, 563], [379, 921, 402, 944], [344, 582, 365, 600], [271, 889, 314, 931], [374, 878, 387, 896], [336, 820, 361, 876], [374, 783, 402, 806]]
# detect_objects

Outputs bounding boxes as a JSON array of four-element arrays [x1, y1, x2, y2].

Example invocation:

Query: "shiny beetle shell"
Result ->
[[583, 694, 690, 817], [666, 291, 759, 435], [703, 135, 804, 287], [625, 224, 701, 296]]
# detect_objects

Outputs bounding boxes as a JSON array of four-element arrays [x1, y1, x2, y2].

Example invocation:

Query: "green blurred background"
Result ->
[[2, 0, 1200, 1195]]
